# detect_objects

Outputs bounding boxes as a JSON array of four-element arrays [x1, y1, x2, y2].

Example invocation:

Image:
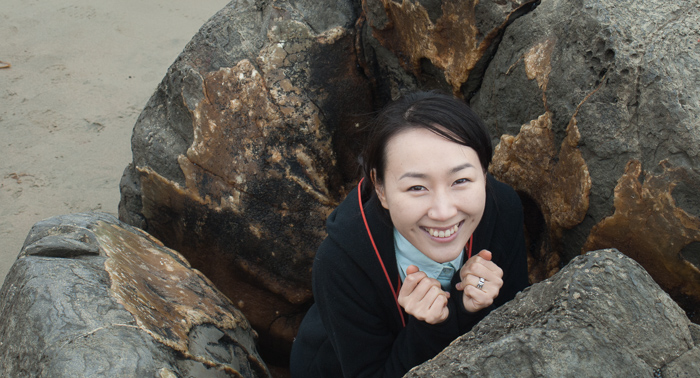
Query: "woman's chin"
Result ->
[[420, 242, 467, 263]]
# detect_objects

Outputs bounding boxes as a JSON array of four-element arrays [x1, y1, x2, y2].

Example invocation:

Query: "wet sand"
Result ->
[[0, 0, 231, 284]]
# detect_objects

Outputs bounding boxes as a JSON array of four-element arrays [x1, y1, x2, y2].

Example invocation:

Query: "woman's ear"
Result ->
[[371, 169, 389, 209]]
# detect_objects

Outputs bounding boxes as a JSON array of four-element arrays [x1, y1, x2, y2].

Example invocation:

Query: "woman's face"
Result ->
[[375, 127, 486, 263]]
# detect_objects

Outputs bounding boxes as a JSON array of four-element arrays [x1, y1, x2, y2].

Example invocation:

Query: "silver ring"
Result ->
[[476, 277, 485, 290]]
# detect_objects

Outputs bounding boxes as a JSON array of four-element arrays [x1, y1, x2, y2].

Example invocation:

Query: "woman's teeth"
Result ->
[[427, 224, 459, 238]]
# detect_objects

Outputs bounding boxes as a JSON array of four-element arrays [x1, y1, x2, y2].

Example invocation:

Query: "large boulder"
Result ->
[[469, 0, 700, 319], [0, 213, 269, 378], [118, 0, 372, 362], [406, 249, 698, 377]]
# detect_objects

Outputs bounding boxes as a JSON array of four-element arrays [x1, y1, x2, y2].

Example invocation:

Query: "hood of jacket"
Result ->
[[324, 182, 401, 292]]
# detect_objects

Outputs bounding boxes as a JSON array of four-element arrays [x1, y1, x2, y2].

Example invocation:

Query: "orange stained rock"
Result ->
[[366, 0, 536, 94], [138, 58, 337, 295], [136, 162, 317, 307], [127, 163, 311, 354], [491, 36, 594, 283], [186, 59, 335, 208], [583, 160, 700, 302], [505, 37, 556, 109], [128, 8, 371, 361], [134, 53, 340, 351], [490, 112, 591, 282], [93, 221, 268, 375], [524, 38, 556, 109]]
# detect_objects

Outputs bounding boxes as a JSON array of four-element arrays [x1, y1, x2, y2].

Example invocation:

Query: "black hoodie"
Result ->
[[290, 175, 529, 378]]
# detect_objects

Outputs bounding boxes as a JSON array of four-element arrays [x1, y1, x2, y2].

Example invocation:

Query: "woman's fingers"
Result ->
[[462, 284, 496, 311], [399, 266, 427, 297], [460, 274, 501, 312], [456, 273, 500, 292], [429, 289, 450, 323], [459, 250, 503, 283], [456, 252, 504, 313], [420, 285, 449, 323], [476, 249, 492, 261], [398, 268, 450, 324], [456, 268, 503, 292]]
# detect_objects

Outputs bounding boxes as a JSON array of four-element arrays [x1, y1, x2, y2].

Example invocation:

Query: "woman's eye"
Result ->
[[408, 185, 426, 191], [453, 178, 470, 185]]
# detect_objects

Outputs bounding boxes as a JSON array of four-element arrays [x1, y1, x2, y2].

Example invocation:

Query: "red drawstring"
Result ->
[[357, 178, 475, 329], [358, 178, 406, 327], [467, 232, 473, 259]]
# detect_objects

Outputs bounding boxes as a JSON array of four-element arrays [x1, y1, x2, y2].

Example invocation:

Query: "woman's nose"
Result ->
[[428, 193, 457, 221]]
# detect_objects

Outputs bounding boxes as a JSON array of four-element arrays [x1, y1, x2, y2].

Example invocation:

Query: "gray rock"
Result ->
[[470, 0, 700, 260], [690, 322, 700, 344], [0, 213, 270, 378], [406, 249, 696, 377], [662, 344, 700, 378]]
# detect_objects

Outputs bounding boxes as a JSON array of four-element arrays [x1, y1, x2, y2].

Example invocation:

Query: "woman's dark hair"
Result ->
[[360, 91, 492, 200]]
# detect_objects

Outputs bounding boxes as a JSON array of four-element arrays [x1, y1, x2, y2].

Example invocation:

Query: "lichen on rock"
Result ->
[[511, 37, 556, 108]]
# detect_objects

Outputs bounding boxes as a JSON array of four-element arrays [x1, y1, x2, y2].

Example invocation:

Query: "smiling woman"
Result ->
[[375, 128, 487, 265], [290, 91, 529, 378]]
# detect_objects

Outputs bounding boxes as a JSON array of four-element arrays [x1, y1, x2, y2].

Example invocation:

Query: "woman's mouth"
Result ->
[[423, 221, 463, 239]]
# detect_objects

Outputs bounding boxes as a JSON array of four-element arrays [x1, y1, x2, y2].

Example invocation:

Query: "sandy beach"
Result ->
[[0, 0, 231, 285]]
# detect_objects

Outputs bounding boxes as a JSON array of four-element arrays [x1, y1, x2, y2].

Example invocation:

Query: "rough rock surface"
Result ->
[[406, 249, 697, 377], [0, 213, 269, 378], [470, 0, 700, 318], [118, 0, 372, 362]]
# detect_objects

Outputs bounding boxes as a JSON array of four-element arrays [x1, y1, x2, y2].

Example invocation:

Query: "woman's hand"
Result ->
[[455, 250, 503, 312], [398, 265, 450, 324]]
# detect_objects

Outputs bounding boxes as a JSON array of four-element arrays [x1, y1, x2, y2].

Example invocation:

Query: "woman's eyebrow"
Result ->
[[398, 172, 426, 180], [451, 162, 474, 174], [398, 163, 475, 180]]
